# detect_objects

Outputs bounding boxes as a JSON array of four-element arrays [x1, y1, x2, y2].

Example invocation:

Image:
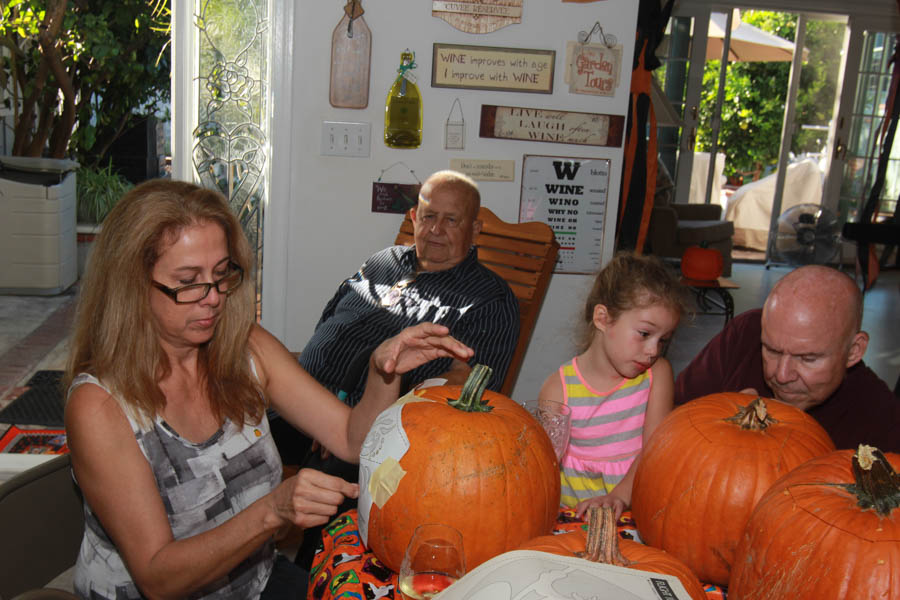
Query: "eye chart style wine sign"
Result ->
[[519, 155, 610, 274]]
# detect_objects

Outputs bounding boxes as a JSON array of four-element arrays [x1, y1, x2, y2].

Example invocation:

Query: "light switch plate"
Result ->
[[321, 121, 371, 157]]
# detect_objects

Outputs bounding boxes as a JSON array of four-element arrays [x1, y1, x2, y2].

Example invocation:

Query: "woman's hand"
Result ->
[[271, 469, 359, 529], [371, 322, 474, 377], [575, 490, 628, 521]]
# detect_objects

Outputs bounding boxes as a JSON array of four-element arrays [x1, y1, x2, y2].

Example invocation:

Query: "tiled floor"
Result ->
[[0, 287, 76, 408]]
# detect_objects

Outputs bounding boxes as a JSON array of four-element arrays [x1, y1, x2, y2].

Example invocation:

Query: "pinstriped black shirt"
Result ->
[[298, 245, 520, 405]]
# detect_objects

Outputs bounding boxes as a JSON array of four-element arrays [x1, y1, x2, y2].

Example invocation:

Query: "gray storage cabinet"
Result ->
[[0, 158, 77, 295]]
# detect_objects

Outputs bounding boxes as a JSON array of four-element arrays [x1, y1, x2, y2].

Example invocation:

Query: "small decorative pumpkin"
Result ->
[[358, 365, 560, 572], [519, 506, 707, 600], [631, 393, 835, 586], [681, 242, 724, 281], [729, 445, 900, 600]]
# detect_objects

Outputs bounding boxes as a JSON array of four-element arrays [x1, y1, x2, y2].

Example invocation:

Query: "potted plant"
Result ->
[[76, 162, 132, 276]]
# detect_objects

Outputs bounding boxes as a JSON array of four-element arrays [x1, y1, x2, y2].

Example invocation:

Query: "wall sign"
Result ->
[[372, 162, 421, 214], [372, 182, 421, 214], [479, 104, 625, 147], [564, 41, 622, 96], [519, 155, 611, 274], [432, 43, 555, 94], [449, 158, 515, 181], [432, 0, 523, 33]]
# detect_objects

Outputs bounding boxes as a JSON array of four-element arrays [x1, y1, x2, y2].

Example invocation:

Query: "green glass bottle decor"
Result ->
[[384, 49, 422, 149]]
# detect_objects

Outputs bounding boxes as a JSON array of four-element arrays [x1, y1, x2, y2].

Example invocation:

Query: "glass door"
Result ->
[[656, 8, 852, 263], [834, 27, 899, 227]]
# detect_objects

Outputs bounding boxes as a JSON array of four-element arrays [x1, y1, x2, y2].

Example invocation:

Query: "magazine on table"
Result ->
[[434, 549, 690, 600]]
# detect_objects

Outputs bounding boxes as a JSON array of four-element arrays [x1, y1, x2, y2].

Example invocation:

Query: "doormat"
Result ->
[[0, 425, 68, 454], [0, 370, 65, 427]]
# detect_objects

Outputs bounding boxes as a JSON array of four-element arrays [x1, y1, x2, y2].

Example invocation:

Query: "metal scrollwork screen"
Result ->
[[193, 0, 270, 319]]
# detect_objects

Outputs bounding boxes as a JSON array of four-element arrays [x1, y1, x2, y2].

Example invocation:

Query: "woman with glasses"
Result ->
[[63, 179, 473, 600]]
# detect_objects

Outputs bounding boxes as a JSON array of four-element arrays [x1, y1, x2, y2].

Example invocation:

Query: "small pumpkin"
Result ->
[[681, 243, 724, 281], [729, 445, 900, 600], [358, 365, 560, 572], [631, 393, 835, 586], [519, 506, 707, 600]]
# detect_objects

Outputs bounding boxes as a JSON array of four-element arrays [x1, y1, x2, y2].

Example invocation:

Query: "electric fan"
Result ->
[[771, 203, 841, 266]]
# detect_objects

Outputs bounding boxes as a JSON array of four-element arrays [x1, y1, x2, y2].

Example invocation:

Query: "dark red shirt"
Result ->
[[675, 309, 899, 453]]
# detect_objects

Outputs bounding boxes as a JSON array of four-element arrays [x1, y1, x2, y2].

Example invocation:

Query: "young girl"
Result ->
[[539, 252, 689, 519]]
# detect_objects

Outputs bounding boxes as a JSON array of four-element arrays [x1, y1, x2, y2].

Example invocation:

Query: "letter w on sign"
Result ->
[[552, 161, 581, 180]]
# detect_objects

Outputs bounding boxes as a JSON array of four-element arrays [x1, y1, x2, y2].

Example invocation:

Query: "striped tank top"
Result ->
[[557, 357, 652, 507]]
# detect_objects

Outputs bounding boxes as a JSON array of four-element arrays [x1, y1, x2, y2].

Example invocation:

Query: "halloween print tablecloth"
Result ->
[[308, 507, 726, 600]]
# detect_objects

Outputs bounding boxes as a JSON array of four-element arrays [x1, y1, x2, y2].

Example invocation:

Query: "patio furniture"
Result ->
[[725, 157, 823, 251], [648, 165, 734, 276]]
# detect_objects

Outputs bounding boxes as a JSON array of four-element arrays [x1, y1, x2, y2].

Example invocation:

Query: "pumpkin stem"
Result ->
[[447, 364, 494, 413], [581, 506, 631, 567], [842, 444, 900, 517], [723, 397, 778, 431]]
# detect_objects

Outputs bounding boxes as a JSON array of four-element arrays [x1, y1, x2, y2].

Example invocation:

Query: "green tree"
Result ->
[[696, 11, 843, 181], [0, 0, 170, 166]]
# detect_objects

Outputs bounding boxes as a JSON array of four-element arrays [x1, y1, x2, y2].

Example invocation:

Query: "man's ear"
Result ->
[[592, 304, 611, 332], [471, 218, 483, 238], [845, 330, 869, 368], [409, 206, 418, 223]]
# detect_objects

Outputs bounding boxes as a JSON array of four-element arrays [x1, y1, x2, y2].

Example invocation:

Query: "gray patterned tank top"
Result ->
[[69, 373, 282, 599]]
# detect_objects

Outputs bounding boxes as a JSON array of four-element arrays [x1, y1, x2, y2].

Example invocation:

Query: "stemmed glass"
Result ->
[[525, 400, 572, 462], [398, 523, 466, 600]]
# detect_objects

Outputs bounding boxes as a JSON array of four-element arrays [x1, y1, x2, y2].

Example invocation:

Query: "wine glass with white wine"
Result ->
[[398, 523, 466, 600]]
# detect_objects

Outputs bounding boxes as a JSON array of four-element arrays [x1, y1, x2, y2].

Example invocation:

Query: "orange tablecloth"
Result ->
[[308, 507, 727, 599]]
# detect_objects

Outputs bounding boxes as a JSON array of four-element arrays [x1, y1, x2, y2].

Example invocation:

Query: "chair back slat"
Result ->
[[394, 206, 558, 395]]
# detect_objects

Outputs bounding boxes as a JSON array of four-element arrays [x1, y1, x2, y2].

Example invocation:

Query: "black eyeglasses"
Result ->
[[152, 263, 244, 304]]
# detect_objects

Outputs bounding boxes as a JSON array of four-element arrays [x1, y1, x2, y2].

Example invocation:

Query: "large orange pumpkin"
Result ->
[[519, 507, 708, 600], [631, 393, 835, 586], [729, 445, 900, 600], [358, 365, 560, 572]]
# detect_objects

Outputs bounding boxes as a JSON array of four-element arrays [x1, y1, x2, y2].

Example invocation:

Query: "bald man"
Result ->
[[674, 265, 898, 452]]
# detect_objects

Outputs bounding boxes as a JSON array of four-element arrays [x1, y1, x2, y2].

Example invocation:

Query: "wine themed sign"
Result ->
[[432, 44, 555, 93], [519, 155, 610, 274], [371, 182, 421, 214], [432, 0, 523, 33], [479, 105, 625, 147]]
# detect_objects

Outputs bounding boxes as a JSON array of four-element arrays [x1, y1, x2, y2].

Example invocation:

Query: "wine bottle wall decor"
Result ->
[[384, 50, 423, 149]]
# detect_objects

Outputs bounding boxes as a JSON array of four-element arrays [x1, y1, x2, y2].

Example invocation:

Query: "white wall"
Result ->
[[271, 1, 639, 400]]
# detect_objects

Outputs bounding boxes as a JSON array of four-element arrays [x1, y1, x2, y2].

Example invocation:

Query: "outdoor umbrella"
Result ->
[[707, 11, 808, 62]]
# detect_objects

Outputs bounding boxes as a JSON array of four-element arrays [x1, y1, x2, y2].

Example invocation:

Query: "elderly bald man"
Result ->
[[674, 265, 898, 452]]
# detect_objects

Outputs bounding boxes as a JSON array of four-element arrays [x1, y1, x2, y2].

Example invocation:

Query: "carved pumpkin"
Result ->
[[519, 507, 707, 600], [358, 365, 560, 572], [729, 445, 900, 600], [631, 393, 835, 586], [681, 244, 724, 281]]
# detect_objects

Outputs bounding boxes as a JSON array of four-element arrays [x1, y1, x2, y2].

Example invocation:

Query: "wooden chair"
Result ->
[[396, 207, 559, 395]]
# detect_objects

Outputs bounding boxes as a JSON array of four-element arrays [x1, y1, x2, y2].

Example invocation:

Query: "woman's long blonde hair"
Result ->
[[65, 179, 264, 428]]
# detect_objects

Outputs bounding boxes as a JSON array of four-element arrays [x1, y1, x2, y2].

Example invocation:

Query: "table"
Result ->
[[681, 277, 740, 324], [308, 508, 726, 600]]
